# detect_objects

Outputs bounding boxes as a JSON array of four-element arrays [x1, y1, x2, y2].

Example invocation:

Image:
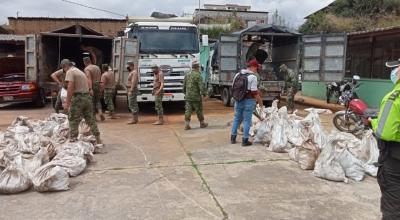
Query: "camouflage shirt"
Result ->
[[183, 70, 205, 101], [284, 68, 298, 89]]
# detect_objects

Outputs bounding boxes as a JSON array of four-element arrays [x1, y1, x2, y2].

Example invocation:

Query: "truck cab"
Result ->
[[115, 21, 200, 103]]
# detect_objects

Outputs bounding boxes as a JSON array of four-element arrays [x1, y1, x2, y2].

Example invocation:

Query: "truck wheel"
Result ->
[[34, 89, 46, 108], [222, 87, 231, 107]]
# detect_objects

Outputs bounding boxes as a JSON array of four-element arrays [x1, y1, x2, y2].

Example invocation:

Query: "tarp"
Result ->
[[232, 24, 301, 36]]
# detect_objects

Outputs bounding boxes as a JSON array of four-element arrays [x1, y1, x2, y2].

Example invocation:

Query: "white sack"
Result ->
[[50, 156, 86, 177], [337, 149, 365, 182], [268, 107, 291, 153], [32, 164, 69, 192], [0, 153, 31, 194], [305, 108, 333, 114], [313, 138, 348, 183]]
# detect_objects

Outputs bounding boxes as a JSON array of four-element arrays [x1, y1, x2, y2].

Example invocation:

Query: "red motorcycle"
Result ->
[[333, 83, 378, 134]]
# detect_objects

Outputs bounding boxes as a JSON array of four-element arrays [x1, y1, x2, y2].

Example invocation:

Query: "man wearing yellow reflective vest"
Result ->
[[371, 66, 400, 220]]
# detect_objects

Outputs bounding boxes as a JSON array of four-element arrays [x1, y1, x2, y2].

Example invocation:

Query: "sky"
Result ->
[[1, 0, 335, 28]]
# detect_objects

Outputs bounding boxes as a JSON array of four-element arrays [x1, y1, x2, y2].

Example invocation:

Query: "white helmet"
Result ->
[[353, 75, 360, 81]]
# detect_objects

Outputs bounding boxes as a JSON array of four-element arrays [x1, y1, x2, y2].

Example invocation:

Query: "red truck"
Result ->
[[0, 56, 46, 107]]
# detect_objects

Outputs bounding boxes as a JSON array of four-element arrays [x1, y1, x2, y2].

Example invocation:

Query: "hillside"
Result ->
[[300, 0, 400, 34]]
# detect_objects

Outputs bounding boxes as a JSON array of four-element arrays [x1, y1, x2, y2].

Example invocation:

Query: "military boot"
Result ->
[[152, 116, 164, 125], [109, 112, 118, 119], [200, 121, 208, 128], [99, 113, 106, 122], [128, 113, 139, 124], [184, 121, 191, 130]]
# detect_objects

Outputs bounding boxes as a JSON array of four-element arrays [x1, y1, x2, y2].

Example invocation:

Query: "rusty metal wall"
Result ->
[[8, 18, 127, 37]]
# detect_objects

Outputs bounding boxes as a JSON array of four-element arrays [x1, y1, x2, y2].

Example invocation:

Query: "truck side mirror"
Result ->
[[202, 35, 209, 46]]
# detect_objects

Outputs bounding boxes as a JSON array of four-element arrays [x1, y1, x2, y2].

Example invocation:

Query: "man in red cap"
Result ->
[[231, 59, 264, 146]]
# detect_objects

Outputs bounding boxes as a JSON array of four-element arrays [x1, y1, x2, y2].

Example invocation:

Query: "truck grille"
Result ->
[[0, 85, 20, 94]]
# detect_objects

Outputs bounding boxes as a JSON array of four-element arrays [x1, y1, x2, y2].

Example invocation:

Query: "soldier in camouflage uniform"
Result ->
[[83, 56, 105, 121], [127, 61, 139, 124], [61, 59, 101, 144], [152, 65, 164, 125], [183, 61, 208, 130], [280, 64, 298, 113], [101, 64, 117, 119]]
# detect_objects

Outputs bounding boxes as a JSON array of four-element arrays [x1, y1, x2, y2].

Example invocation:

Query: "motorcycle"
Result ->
[[332, 83, 378, 134], [326, 75, 360, 103]]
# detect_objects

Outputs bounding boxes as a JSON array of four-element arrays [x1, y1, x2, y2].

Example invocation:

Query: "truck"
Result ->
[[0, 35, 46, 107], [113, 19, 201, 103], [208, 24, 348, 107], [0, 26, 113, 108]]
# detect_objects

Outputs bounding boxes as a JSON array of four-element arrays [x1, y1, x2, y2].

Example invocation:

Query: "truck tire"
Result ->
[[34, 89, 46, 108], [222, 87, 231, 107]]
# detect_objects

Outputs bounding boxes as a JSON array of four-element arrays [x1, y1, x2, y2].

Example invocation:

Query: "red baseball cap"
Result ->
[[247, 59, 261, 68]]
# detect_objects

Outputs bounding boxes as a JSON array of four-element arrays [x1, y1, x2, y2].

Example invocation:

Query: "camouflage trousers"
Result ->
[[154, 91, 164, 116], [69, 93, 100, 139], [104, 88, 115, 113], [128, 89, 139, 114], [287, 87, 296, 111], [185, 101, 204, 122], [92, 81, 102, 114]]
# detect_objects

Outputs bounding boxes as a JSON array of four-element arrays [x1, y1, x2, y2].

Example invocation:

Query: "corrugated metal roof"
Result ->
[[8, 16, 126, 22], [0, 34, 25, 41], [232, 24, 301, 36], [348, 26, 400, 36]]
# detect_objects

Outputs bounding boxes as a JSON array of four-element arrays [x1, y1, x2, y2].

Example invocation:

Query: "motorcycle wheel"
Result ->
[[333, 111, 358, 133]]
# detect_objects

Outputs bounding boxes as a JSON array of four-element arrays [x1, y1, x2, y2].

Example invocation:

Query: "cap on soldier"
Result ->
[[192, 60, 200, 68], [60, 59, 71, 67], [151, 64, 159, 69]]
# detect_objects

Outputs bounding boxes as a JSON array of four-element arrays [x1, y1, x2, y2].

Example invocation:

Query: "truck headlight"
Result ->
[[21, 84, 36, 91]]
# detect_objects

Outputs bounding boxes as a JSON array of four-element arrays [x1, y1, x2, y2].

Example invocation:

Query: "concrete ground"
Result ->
[[0, 98, 381, 220]]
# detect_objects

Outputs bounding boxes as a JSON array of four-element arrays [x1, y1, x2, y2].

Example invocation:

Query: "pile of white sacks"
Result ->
[[0, 114, 98, 194], [251, 101, 379, 183]]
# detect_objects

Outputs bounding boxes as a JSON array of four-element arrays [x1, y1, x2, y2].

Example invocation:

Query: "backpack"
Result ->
[[232, 72, 249, 101]]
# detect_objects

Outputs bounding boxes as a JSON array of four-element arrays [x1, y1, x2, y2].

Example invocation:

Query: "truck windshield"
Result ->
[[129, 26, 199, 54]]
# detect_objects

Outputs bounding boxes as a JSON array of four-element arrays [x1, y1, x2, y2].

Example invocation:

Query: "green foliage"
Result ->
[[299, 12, 330, 34], [300, 0, 400, 34], [200, 27, 230, 39]]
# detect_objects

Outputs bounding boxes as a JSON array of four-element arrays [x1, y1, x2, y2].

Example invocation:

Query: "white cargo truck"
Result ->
[[113, 19, 201, 103]]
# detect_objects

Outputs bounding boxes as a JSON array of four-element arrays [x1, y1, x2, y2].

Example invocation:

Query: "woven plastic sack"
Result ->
[[32, 164, 69, 192], [50, 155, 86, 177], [0, 153, 31, 194], [313, 138, 348, 183]]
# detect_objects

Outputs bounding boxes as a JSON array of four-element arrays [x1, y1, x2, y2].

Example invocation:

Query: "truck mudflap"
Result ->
[[137, 93, 185, 102]]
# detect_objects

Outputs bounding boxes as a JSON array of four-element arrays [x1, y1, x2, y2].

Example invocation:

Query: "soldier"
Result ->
[[280, 64, 298, 113], [100, 64, 117, 119], [183, 61, 208, 130], [61, 59, 102, 144], [152, 65, 164, 125], [83, 56, 105, 121], [127, 61, 139, 124], [50, 68, 66, 114]]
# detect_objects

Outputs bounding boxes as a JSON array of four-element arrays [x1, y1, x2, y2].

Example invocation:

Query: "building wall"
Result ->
[[8, 18, 127, 37], [302, 79, 392, 108], [195, 10, 268, 27]]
